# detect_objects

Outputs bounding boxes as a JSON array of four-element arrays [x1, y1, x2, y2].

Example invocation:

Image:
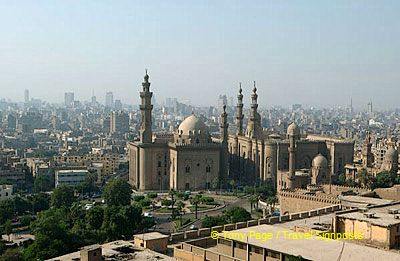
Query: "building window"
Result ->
[[218, 238, 231, 246], [185, 165, 191, 173], [206, 165, 211, 173], [250, 245, 263, 254], [185, 183, 190, 190], [158, 161, 162, 167]]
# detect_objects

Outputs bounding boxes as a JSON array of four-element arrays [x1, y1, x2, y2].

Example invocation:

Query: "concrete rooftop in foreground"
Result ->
[[219, 224, 400, 261]]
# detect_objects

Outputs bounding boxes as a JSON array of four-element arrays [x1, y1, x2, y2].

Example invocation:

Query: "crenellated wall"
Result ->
[[279, 190, 340, 214]]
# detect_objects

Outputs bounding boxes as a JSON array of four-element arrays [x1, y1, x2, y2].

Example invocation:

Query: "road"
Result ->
[[152, 195, 251, 234]]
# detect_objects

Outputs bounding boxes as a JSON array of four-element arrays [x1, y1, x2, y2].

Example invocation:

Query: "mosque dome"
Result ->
[[287, 122, 300, 136], [312, 154, 328, 168], [384, 147, 398, 161], [178, 114, 209, 136]]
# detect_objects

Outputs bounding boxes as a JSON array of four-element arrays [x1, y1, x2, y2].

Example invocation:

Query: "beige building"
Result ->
[[53, 153, 120, 180], [334, 203, 400, 249], [128, 72, 229, 191], [228, 85, 354, 190], [133, 232, 169, 253]]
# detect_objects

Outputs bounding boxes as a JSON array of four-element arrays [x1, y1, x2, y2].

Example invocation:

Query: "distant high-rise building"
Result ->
[[110, 111, 129, 134], [114, 99, 122, 110], [24, 89, 29, 103], [64, 92, 74, 107], [105, 92, 114, 108], [7, 114, 16, 130], [165, 98, 177, 108]]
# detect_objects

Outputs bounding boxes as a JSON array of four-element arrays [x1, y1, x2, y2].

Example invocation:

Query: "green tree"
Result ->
[[0, 248, 21, 261], [103, 178, 132, 206], [13, 196, 31, 215], [101, 205, 142, 241], [3, 220, 12, 241], [191, 195, 201, 219], [248, 195, 258, 213], [31, 192, 50, 213], [371, 171, 396, 189], [357, 169, 373, 188], [0, 200, 14, 225], [23, 208, 75, 260], [86, 206, 104, 230], [211, 177, 220, 190], [202, 215, 226, 227], [33, 175, 53, 193], [224, 207, 252, 223], [51, 185, 76, 209]]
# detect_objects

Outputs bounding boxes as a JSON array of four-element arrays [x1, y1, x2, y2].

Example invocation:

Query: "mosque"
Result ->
[[128, 72, 355, 192], [128, 72, 228, 191]]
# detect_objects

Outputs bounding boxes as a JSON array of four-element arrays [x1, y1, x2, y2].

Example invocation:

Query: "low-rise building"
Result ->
[[55, 169, 88, 187], [334, 202, 400, 249], [0, 185, 13, 200], [133, 232, 169, 253]]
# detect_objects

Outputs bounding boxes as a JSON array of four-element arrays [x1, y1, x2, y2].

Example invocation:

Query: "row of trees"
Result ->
[[337, 170, 400, 190], [202, 207, 252, 227], [0, 178, 146, 261]]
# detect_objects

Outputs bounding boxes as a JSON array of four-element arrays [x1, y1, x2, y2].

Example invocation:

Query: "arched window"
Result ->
[[196, 138, 199, 144], [185, 165, 191, 173]]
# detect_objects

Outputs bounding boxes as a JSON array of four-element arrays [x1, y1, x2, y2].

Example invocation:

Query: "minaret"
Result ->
[[220, 105, 229, 187], [139, 70, 153, 144], [361, 131, 374, 168], [236, 83, 244, 136], [250, 81, 258, 119], [287, 123, 299, 189], [246, 81, 262, 139]]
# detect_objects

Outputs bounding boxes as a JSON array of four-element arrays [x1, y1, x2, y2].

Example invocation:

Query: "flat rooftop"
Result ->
[[336, 202, 400, 227], [133, 232, 169, 241], [218, 224, 400, 261], [339, 195, 394, 206], [47, 240, 174, 261]]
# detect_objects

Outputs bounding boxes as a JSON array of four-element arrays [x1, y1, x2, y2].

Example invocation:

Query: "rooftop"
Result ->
[[219, 224, 400, 261], [133, 232, 170, 241], [47, 240, 174, 261], [336, 202, 400, 227]]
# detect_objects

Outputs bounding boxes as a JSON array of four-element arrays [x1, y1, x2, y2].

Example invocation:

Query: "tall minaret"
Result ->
[[236, 83, 244, 136], [287, 122, 300, 189], [220, 105, 229, 187], [139, 70, 153, 144], [246, 81, 262, 138]]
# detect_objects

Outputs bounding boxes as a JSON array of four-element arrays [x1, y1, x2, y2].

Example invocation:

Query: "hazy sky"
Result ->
[[1, 1, 400, 109]]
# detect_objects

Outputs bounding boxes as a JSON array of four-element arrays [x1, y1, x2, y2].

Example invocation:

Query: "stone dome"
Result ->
[[178, 114, 209, 136], [384, 147, 398, 161], [312, 154, 328, 168], [287, 122, 300, 136]]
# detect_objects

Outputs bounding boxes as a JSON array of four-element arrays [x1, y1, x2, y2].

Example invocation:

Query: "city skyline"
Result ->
[[1, 1, 400, 109]]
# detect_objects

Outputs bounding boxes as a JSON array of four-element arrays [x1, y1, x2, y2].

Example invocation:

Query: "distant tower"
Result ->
[[139, 70, 153, 144], [367, 101, 373, 113], [245, 81, 263, 139], [24, 89, 29, 103], [350, 98, 353, 114], [287, 122, 300, 189], [236, 83, 244, 136], [220, 105, 229, 187], [361, 131, 374, 168], [105, 92, 114, 108]]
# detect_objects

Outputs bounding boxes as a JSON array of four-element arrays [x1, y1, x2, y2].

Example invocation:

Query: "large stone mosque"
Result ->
[[128, 72, 229, 191], [128, 72, 355, 191]]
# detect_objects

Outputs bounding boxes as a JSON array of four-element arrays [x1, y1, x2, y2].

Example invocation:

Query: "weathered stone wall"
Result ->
[[374, 185, 400, 200], [279, 190, 340, 214]]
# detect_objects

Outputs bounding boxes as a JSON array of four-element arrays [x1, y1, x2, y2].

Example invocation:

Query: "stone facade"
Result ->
[[128, 73, 228, 191]]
